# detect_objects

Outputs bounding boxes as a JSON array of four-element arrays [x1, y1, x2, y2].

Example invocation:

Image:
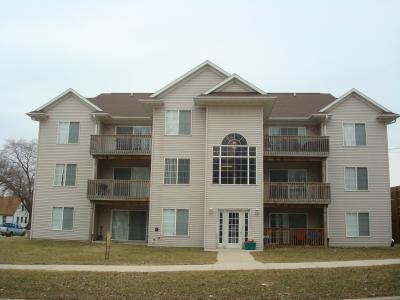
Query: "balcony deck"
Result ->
[[264, 135, 329, 157], [264, 227, 325, 246], [264, 182, 331, 205], [90, 135, 151, 156], [87, 179, 150, 201]]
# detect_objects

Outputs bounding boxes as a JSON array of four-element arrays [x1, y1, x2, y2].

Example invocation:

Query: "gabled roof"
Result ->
[[319, 88, 392, 113], [150, 60, 230, 98], [0, 197, 21, 216], [204, 73, 266, 95], [30, 88, 102, 113]]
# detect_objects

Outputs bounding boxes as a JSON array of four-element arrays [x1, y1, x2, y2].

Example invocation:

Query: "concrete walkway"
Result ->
[[0, 250, 399, 273]]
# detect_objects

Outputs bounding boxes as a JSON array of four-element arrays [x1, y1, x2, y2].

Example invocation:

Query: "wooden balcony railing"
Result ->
[[87, 179, 150, 201], [264, 228, 325, 246], [264, 182, 331, 204], [264, 135, 329, 157], [90, 135, 152, 155]]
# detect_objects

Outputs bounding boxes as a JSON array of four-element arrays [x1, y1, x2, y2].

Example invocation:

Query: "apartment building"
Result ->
[[27, 61, 398, 249]]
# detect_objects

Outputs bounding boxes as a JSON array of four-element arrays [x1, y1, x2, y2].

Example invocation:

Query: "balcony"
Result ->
[[90, 135, 151, 156], [264, 135, 329, 157], [87, 179, 150, 201], [264, 228, 325, 246], [264, 182, 331, 205]]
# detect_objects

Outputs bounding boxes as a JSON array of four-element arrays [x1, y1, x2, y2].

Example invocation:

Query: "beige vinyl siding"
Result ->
[[219, 81, 254, 92], [148, 66, 226, 247], [326, 94, 391, 246], [264, 161, 322, 182], [31, 94, 96, 240], [205, 106, 264, 249]]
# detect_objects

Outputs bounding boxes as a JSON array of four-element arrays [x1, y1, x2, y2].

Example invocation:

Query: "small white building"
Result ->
[[0, 197, 29, 227]]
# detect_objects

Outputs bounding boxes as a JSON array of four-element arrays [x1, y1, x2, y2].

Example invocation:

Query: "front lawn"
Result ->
[[0, 237, 216, 265], [1, 265, 399, 299], [252, 246, 400, 263]]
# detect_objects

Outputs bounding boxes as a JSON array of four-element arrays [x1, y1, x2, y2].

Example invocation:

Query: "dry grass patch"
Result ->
[[252, 246, 400, 263], [0, 265, 399, 299], [0, 237, 216, 265]]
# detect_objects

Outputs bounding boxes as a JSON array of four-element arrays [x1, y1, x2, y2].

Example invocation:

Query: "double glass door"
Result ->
[[218, 211, 249, 248], [111, 210, 147, 241]]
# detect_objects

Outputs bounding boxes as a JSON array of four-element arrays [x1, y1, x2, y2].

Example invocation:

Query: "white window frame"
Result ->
[[164, 110, 192, 136], [53, 164, 77, 187], [163, 158, 191, 185], [161, 208, 190, 237], [51, 207, 74, 231], [345, 212, 370, 237], [269, 127, 306, 136], [342, 122, 367, 146], [344, 167, 369, 191], [212, 145, 257, 185], [57, 121, 80, 144]]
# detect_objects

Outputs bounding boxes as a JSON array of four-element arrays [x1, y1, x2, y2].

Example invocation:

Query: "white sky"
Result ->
[[0, 0, 399, 185]]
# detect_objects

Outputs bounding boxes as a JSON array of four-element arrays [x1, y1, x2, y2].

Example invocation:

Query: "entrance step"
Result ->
[[217, 249, 262, 265]]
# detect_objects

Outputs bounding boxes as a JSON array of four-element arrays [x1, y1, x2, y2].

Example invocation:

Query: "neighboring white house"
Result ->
[[0, 197, 29, 227], [27, 61, 399, 248]]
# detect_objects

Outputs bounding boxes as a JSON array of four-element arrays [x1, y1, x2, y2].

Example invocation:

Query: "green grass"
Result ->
[[252, 246, 400, 263], [1, 265, 400, 299], [0, 237, 216, 265]]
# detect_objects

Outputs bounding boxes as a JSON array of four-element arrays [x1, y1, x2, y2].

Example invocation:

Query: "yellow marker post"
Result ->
[[105, 231, 111, 260]]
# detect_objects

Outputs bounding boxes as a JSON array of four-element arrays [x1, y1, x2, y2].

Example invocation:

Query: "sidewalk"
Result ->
[[0, 250, 399, 273]]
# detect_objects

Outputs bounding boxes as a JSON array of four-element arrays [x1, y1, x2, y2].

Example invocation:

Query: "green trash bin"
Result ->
[[243, 242, 256, 250]]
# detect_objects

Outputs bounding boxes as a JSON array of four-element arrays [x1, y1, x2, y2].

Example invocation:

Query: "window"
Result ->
[[58, 122, 79, 144], [52, 207, 74, 230], [16, 217, 19, 223], [343, 123, 366, 146], [269, 127, 306, 136], [164, 159, 190, 184], [24, 217, 27, 223], [213, 133, 256, 184], [345, 167, 368, 191], [346, 212, 370, 237], [162, 209, 189, 236], [54, 164, 77, 186], [165, 110, 191, 135]]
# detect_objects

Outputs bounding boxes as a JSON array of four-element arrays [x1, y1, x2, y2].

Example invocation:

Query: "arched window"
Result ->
[[213, 133, 256, 185]]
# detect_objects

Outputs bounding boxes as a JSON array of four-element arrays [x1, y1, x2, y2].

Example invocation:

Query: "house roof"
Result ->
[[87, 93, 152, 118], [268, 93, 336, 118], [204, 74, 266, 95], [0, 197, 21, 216]]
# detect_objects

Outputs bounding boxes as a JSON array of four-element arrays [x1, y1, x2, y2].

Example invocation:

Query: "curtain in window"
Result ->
[[345, 213, 358, 236], [166, 111, 179, 135], [177, 159, 190, 184], [54, 164, 65, 186], [355, 123, 366, 145], [357, 168, 368, 190], [343, 124, 355, 146], [111, 210, 129, 240], [68, 122, 79, 143], [179, 110, 191, 134], [269, 127, 280, 136], [52, 207, 63, 230], [345, 167, 357, 190], [164, 159, 177, 184], [298, 128, 306, 136], [162, 209, 175, 236], [65, 164, 77, 186], [358, 213, 370, 236], [58, 122, 69, 144], [176, 209, 189, 235], [62, 207, 74, 230]]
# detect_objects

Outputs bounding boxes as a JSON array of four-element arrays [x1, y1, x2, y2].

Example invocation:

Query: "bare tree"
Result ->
[[0, 139, 37, 229]]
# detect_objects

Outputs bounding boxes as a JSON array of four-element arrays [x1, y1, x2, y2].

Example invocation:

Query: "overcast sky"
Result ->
[[0, 1, 399, 185]]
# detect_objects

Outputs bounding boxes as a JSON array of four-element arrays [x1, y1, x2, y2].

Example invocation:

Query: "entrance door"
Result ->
[[111, 210, 147, 241], [219, 211, 249, 249]]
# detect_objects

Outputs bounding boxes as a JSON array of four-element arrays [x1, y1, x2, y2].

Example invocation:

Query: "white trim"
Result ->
[[53, 163, 77, 187], [35, 88, 102, 112], [163, 158, 191, 185], [57, 121, 80, 144], [150, 60, 230, 98], [51, 206, 75, 231], [345, 211, 371, 238], [342, 121, 367, 147], [161, 208, 190, 237], [319, 88, 391, 113], [203, 73, 266, 95], [344, 166, 369, 192], [164, 109, 192, 136]]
